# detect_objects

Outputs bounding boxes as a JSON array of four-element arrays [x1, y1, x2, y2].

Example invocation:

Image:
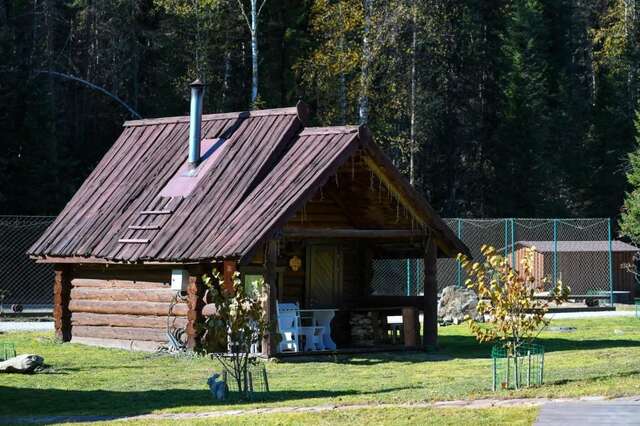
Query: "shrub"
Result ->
[[202, 270, 268, 399], [457, 245, 569, 352]]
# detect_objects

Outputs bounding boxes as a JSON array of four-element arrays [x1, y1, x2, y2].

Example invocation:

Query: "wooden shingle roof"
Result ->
[[29, 103, 467, 263]]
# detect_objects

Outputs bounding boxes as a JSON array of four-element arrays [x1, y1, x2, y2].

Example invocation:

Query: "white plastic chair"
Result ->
[[276, 301, 300, 352], [300, 325, 325, 351]]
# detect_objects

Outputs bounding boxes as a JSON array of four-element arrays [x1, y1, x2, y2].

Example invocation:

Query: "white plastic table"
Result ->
[[298, 309, 337, 350]]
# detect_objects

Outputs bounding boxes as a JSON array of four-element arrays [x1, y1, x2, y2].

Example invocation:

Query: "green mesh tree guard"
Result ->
[[0, 342, 16, 361], [635, 299, 640, 319], [223, 363, 270, 400], [492, 343, 544, 391]]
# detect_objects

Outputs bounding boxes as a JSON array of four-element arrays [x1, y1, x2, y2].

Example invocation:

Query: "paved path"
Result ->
[[1, 396, 638, 425], [0, 321, 53, 332], [536, 400, 640, 425]]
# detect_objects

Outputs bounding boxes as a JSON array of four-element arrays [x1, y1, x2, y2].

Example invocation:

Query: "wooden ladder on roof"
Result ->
[[117, 199, 180, 244]]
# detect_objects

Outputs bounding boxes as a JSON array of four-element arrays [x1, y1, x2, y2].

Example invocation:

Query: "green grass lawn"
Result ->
[[71, 406, 538, 426], [1, 317, 639, 422]]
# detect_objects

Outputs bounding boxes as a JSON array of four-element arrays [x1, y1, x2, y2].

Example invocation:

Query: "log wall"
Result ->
[[67, 266, 188, 351]]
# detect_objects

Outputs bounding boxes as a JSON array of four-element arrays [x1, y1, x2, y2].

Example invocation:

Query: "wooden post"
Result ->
[[223, 260, 237, 292], [53, 265, 72, 341], [402, 306, 418, 347], [262, 240, 279, 357], [423, 237, 438, 349], [186, 264, 207, 350]]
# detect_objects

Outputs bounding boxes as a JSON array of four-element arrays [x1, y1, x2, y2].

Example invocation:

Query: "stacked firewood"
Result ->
[[349, 313, 376, 346]]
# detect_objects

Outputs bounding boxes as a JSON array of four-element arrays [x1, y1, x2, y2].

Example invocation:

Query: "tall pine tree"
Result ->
[[492, 0, 552, 216], [619, 109, 640, 242]]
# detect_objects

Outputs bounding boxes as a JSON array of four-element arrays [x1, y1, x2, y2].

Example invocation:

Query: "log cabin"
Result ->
[[28, 81, 469, 355]]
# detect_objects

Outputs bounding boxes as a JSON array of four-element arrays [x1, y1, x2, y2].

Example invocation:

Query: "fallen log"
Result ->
[[0, 354, 44, 373]]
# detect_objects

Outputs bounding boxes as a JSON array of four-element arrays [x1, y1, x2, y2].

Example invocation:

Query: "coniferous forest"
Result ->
[[1, 0, 639, 221]]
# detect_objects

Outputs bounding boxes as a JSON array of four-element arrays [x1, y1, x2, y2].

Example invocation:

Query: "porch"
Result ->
[[236, 228, 442, 357]]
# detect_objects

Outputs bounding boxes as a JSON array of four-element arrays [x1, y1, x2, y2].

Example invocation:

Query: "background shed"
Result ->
[[512, 240, 638, 301]]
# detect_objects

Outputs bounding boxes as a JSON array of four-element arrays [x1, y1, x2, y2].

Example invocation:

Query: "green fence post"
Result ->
[[406, 259, 411, 296], [553, 219, 558, 287], [608, 218, 614, 305], [511, 218, 516, 267], [456, 219, 463, 287], [504, 219, 509, 257]]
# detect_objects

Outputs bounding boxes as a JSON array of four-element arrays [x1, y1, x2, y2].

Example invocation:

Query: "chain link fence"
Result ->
[[0, 216, 55, 308], [0, 216, 632, 308], [370, 218, 631, 304]]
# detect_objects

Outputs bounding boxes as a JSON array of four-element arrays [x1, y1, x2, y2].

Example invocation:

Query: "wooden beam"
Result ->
[[69, 300, 188, 316], [34, 255, 203, 265], [123, 106, 300, 127], [402, 307, 419, 347], [423, 237, 438, 349], [70, 287, 176, 302], [127, 225, 161, 230], [262, 240, 279, 358], [283, 228, 426, 239], [71, 279, 169, 289], [54, 265, 72, 341], [361, 296, 424, 308], [186, 264, 207, 350], [118, 239, 151, 244], [71, 312, 187, 329], [223, 260, 237, 292], [73, 325, 167, 342]]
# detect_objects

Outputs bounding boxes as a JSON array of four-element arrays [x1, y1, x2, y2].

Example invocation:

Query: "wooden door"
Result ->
[[306, 245, 342, 308]]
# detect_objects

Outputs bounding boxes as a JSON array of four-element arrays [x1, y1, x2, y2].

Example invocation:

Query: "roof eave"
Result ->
[[357, 126, 470, 258]]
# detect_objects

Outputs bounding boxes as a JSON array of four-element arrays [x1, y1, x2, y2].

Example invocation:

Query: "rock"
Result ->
[[438, 286, 483, 324], [0, 354, 44, 373]]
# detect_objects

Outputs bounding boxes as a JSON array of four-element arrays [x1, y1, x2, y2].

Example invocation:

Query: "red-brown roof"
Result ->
[[517, 240, 639, 253], [29, 103, 467, 263]]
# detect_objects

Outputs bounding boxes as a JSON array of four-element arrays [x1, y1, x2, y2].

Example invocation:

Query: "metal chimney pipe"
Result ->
[[188, 79, 205, 170]]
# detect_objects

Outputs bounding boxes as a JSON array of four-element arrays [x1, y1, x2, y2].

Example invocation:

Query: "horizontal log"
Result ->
[[202, 304, 218, 317], [73, 325, 168, 342], [69, 300, 188, 316], [71, 337, 165, 352], [70, 287, 177, 303], [282, 228, 426, 239], [72, 278, 169, 289], [359, 296, 425, 309], [71, 312, 187, 329]]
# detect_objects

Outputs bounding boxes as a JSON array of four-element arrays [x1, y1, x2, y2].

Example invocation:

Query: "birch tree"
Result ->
[[236, 0, 268, 106], [359, 0, 372, 124], [409, 0, 417, 185]]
